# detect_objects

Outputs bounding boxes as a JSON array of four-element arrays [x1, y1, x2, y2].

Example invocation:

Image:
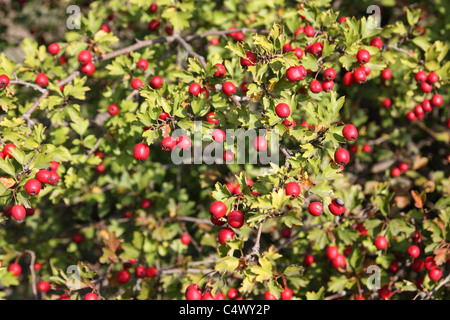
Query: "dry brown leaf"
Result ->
[[412, 156, 428, 170], [433, 247, 449, 266], [299, 179, 314, 190], [411, 190, 424, 208], [0, 177, 16, 189], [161, 124, 171, 138]]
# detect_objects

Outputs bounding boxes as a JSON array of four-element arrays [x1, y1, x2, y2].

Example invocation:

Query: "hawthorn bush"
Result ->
[[0, 0, 449, 301]]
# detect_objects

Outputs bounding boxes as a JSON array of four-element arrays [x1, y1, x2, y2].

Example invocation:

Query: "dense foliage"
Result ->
[[0, 0, 449, 300]]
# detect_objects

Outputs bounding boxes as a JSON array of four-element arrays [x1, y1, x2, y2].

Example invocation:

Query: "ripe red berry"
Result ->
[[283, 119, 296, 129], [12, 205, 26, 221], [176, 136, 192, 150], [398, 162, 409, 172], [222, 81, 236, 96], [286, 65, 306, 82], [326, 246, 339, 260], [147, 267, 157, 278], [420, 81, 432, 93], [293, 47, 303, 60], [8, 263, 22, 276], [328, 198, 345, 215], [49, 161, 59, 171], [253, 136, 268, 152], [96, 163, 105, 174], [343, 71, 354, 86], [149, 2, 157, 12], [227, 288, 238, 300], [275, 103, 290, 118], [107, 104, 119, 116], [0, 74, 10, 88], [350, 145, 358, 153], [308, 202, 323, 216], [84, 292, 98, 300], [407, 245, 420, 259], [285, 181, 301, 198], [421, 99, 432, 112], [186, 284, 202, 300], [240, 51, 256, 67], [374, 235, 388, 250], [148, 19, 160, 31], [324, 68, 336, 81], [415, 71, 427, 84], [100, 24, 110, 33], [131, 78, 144, 90], [137, 58, 149, 71], [264, 291, 277, 300], [135, 266, 147, 278], [206, 112, 219, 125], [80, 61, 95, 76], [150, 75, 163, 89], [141, 198, 151, 209], [228, 210, 244, 228], [281, 227, 291, 238], [381, 68, 392, 81], [411, 231, 422, 243], [381, 98, 392, 109], [161, 136, 177, 151], [78, 50, 92, 65], [72, 233, 84, 244], [310, 80, 322, 93], [412, 258, 424, 272], [159, 112, 170, 121], [378, 286, 392, 299], [214, 63, 226, 78], [353, 68, 367, 84], [48, 43, 60, 55], [282, 43, 293, 53], [211, 129, 226, 143], [181, 234, 191, 245], [25, 179, 41, 196], [321, 80, 334, 93], [406, 111, 417, 121], [362, 144, 371, 153], [356, 49, 371, 65], [342, 124, 358, 141], [303, 254, 314, 266], [117, 270, 130, 284], [370, 37, 383, 49], [218, 227, 235, 244], [428, 268, 442, 281], [294, 26, 304, 37], [133, 143, 150, 161], [304, 25, 315, 37], [310, 42, 324, 58], [338, 16, 347, 24], [210, 37, 219, 46], [331, 254, 346, 269], [36, 73, 48, 87], [36, 170, 51, 184], [37, 281, 51, 293], [431, 94, 443, 107], [210, 201, 228, 219], [334, 148, 350, 165], [427, 72, 438, 84], [391, 167, 401, 177], [3, 143, 16, 158], [34, 262, 42, 271], [281, 288, 293, 300], [223, 150, 235, 162], [424, 256, 436, 270], [47, 170, 59, 186]]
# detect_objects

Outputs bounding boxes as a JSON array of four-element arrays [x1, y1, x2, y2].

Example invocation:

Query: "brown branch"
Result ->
[[9, 80, 47, 93], [173, 33, 207, 69], [24, 250, 38, 300]]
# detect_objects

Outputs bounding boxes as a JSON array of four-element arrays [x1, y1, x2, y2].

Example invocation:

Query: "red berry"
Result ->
[[407, 245, 420, 259], [8, 263, 22, 276], [206, 112, 219, 125], [12, 205, 26, 221], [0, 74, 10, 88], [36, 170, 51, 184], [328, 198, 345, 215], [331, 254, 346, 269], [135, 266, 147, 278], [381, 68, 392, 81], [411, 231, 422, 243], [211, 129, 226, 143], [338, 16, 347, 24], [342, 124, 358, 141], [78, 50, 92, 65], [117, 270, 130, 284], [324, 68, 336, 81], [148, 19, 160, 31], [49, 161, 59, 171], [370, 37, 383, 49], [218, 227, 235, 244], [222, 81, 236, 96], [149, 2, 157, 12], [353, 68, 366, 84], [48, 43, 60, 55], [176, 136, 192, 150], [141, 198, 151, 209], [415, 71, 427, 84], [131, 78, 144, 90], [227, 210, 244, 228], [424, 256, 436, 270], [210, 38, 219, 46], [37, 281, 51, 293], [159, 112, 170, 121], [210, 201, 228, 219], [223, 150, 235, 162], [137, 58, 149, 71], [412, 258, 424, 272], [285, 181, 301, 198], [293, 47, 303, 59], [181, 234, 191, 245], [281, 227, 291, 238], [381, 98, 392, 109], [308, 202, 323, 216], [25, 179, 41, 196], [391, 167, 401, 177], [431, 94, 443, 107], [214, 63, 226, 78], [303, 254, 314, 266], [374, 235, 388, 250], [275, 103, 290, 118], [186, 284, 202, 300], [240, 51, 256, 67], [107, 104, 119, 116], [72, 233, 84, 244], [283, 119, 296, 129], [34, 262, 42, 271], [378, 286, 392, 299], [150, 75, 163, 89], [304, 25, 315, 37], [310, 42, 324, 58], [84, 292, 98, 300], [264, 291, 277, 300], [161, 136, 177, 151], [281, 288, 293, 300], [227, 288, 238, 300], [406, 111, 417, 121], [36, 73, 48, 87], [286, 65, 306, 82], [3, 143, 16, 158], [398, 162, 409, 172], [133, 143, 150, 161], [427, 72, 438, 84], [253, 136, 268, 152], [420, 81, 433, 93], [428, 268, 442, 281], [421, 99, 432, 112], [334, 148, 350, 165], [356, 49, 371, 65], [310, 80, 322, 93], [81, 62, 95, 76], [326, 246, 339, 260], [343, 71, 354, 86], [146, 267, 157, 278], [362, 144, 371, 153], [100, 24, 110, 33]]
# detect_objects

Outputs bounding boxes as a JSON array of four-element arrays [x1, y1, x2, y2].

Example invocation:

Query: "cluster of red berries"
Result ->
[[390, 161, 409, 177]]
